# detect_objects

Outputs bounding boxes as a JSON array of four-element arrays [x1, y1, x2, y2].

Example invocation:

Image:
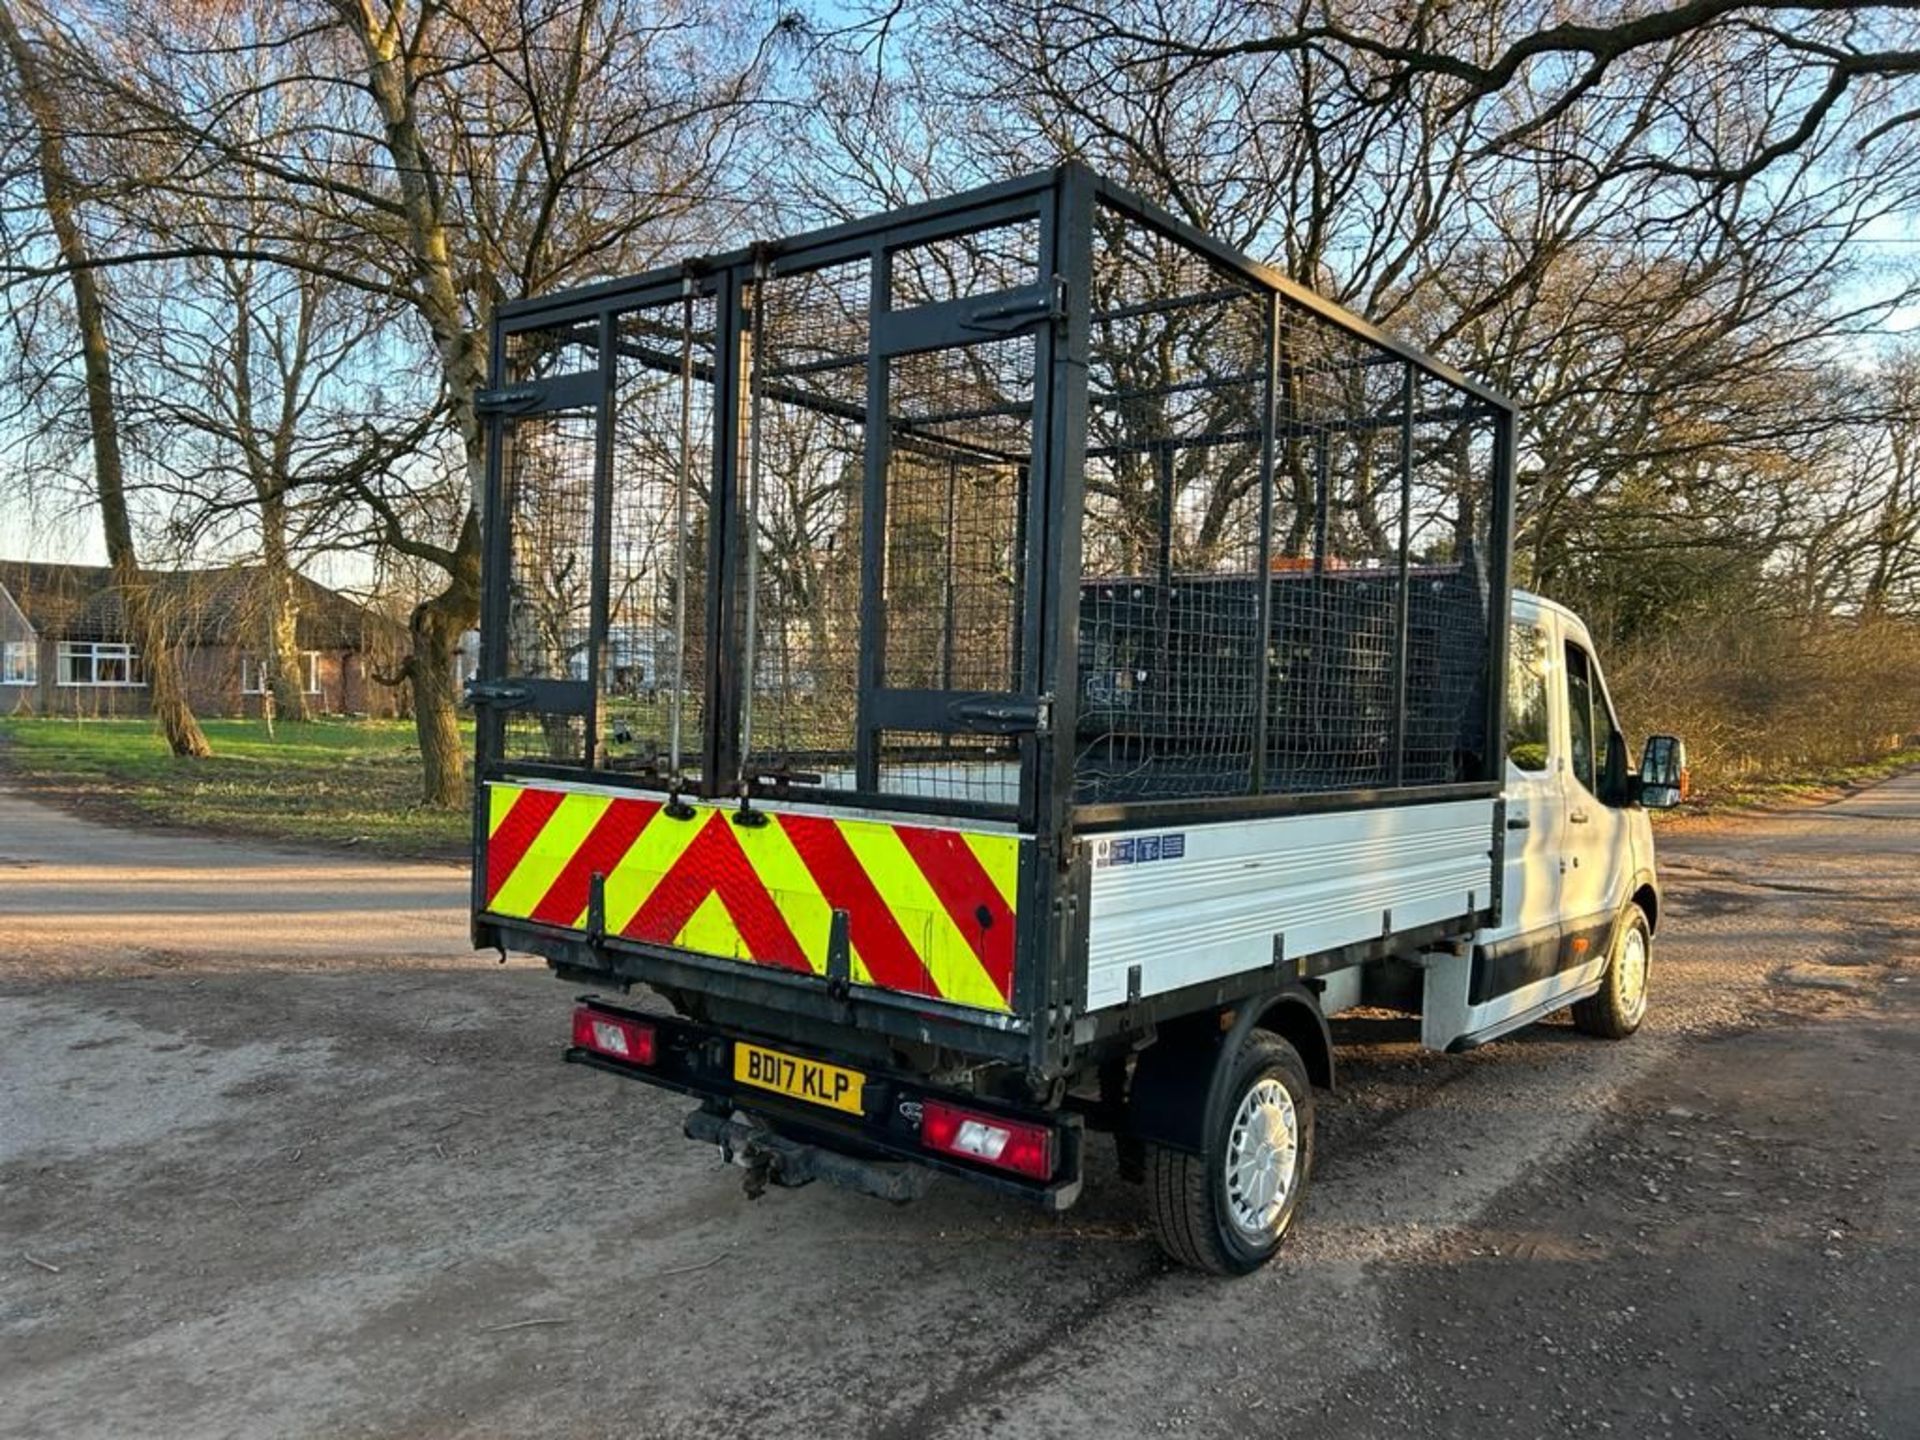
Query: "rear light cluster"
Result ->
[[920, 1099, 1054, 1181], [571, 1006, 656, 1065]]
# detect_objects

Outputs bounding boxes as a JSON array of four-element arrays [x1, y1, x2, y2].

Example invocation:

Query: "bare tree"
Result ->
[[1003, 1, 1920, 183], [30, 0, 781, 803], [125, 239, 435, 721], [1784, 350, 1920, 618], [0, 0, 210, 755], [1858, 354, 1920, 617], [795, 0, 1920, 643]]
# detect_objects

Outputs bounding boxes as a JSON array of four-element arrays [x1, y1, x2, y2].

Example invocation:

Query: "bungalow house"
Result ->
[[0, 561, 405, 719]]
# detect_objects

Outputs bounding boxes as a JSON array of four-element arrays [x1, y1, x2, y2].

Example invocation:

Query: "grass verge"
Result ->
[[1656, 746, 1920, 824], [0, 716, 468, 859]]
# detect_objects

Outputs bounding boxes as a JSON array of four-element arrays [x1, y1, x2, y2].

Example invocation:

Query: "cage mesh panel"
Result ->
[[1401, 374, 1496, 783], [500, 406, 597, 765], [506, 325, 598, 382], [1077, 205, 1270, 802], [497, 323, 605, 764], [744, 260, 870, 782], [1261, 318, 1409, 794], [883, 338, 1031, 689], [876, 730, 1021, 807], [597, 298, 718, 780], [891, 219, 1042, 309], [1075, 202, 1496, 804], [877, 335, 1034, 803]]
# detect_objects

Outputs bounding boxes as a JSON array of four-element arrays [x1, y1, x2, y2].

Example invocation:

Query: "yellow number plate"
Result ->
[[733, 1042, 866, 1116]]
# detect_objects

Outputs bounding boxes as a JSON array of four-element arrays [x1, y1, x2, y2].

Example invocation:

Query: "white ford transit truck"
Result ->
[[467, 164, 1687, 1273]]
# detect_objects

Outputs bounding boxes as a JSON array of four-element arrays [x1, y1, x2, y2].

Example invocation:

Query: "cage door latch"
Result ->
[[464, 677, 593, 714], [475, 369, 600, 417], [474, 384, 545, 416], [945, 693, 1050, 736], [463, 679, 533, 711], [961, 275, 1067, 336]]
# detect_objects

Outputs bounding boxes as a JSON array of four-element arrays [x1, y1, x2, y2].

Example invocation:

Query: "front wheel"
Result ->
[[1144, 1034, 1315, 1276], [1572, 902, 1652, 1039]]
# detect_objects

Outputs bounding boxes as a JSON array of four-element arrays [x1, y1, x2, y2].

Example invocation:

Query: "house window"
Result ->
[[57, 642, 143, 687], [2, 641, 34, 685], [242, 652, 322, 695]]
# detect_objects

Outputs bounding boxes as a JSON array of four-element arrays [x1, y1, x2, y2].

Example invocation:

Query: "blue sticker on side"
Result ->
[[1097, 832, 1186, 868]]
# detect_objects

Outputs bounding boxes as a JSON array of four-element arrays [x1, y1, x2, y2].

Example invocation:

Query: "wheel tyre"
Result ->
[[1572, 902, 1652, 1039], [1144, 1034, 1315, 1276]]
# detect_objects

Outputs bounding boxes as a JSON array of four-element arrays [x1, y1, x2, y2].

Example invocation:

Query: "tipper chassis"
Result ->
[[469, 164, 1539, 1272]]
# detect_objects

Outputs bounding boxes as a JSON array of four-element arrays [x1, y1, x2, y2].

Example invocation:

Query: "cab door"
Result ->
[[1425, 606, 1566, 1047], [1557, 633, 1631, 977], [1491, 611, 1563, 951]]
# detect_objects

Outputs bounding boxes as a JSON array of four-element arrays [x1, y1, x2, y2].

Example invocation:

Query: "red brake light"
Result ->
[[571, 1007, 656, 1065], [920, 1099, 1055, 1181]]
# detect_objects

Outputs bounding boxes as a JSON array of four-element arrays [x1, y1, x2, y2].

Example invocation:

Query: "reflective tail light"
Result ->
[[571, 1006, 656, 1065], [919, 1099, 1054, 1181]]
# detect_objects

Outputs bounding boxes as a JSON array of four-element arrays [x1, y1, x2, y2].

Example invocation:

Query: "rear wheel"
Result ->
[[1144, 1033, 1315, 1275], [1573, 902, 1652, 1039]]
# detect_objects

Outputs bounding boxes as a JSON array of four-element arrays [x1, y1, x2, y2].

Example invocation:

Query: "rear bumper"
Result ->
[[565, 999, 1084, 1212]]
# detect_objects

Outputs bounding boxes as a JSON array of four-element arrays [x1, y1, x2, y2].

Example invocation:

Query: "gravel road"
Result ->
[[1, 775, 1914, 1439]]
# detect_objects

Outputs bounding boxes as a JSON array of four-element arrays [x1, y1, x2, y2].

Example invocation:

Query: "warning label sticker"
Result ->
[[1093, 832, 1187, 868]]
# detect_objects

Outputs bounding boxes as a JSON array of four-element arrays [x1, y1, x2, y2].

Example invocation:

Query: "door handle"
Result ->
[[1569, 808, 1591, 824], [1506, 816, 1531, 831]]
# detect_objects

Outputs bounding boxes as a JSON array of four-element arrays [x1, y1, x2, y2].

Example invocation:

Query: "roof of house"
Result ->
[[0, 561, 397, 650]]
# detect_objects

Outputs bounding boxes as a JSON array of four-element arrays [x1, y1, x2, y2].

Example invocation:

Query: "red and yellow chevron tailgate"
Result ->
[[483, 783, 1023, 1013]]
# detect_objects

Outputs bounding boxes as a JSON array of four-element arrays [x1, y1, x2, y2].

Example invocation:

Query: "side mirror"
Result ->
[[1637, 734, 1689, 809]]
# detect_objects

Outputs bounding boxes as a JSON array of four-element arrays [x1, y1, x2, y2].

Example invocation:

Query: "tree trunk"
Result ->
[[116, 563, 208, 753], [0, 0, 209, 756], [266, 596, 310, 721], [408, 510, 481, 809], [259, 494, 311, 721], [345, 1, 485, 805]]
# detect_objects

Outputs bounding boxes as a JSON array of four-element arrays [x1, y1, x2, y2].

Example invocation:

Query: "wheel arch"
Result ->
[[1244, 992, 1335, 1093], [1629, 872, 1659, 933], [1125, 984, 1332, 1155]]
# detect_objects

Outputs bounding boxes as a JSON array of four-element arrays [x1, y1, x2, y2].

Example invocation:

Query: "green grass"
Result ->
[[0, 716, 470, 858]]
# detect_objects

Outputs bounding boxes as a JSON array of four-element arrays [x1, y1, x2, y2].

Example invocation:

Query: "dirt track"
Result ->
[[1, 777, 1915, 1439]]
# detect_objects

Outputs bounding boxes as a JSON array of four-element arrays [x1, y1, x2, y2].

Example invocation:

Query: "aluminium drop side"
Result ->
[[467, 163, 1516, 1231]]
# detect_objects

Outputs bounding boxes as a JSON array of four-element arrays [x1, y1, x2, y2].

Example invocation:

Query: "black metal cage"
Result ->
[[474, 165, 1515, 846]]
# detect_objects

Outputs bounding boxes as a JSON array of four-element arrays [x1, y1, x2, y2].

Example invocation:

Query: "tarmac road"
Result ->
[[0, 789, 472, 976], [0, 775, 1914, 1439]]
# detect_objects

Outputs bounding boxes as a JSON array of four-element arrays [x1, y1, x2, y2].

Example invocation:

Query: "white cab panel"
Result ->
[[1082, 799, 1498, 1012]]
